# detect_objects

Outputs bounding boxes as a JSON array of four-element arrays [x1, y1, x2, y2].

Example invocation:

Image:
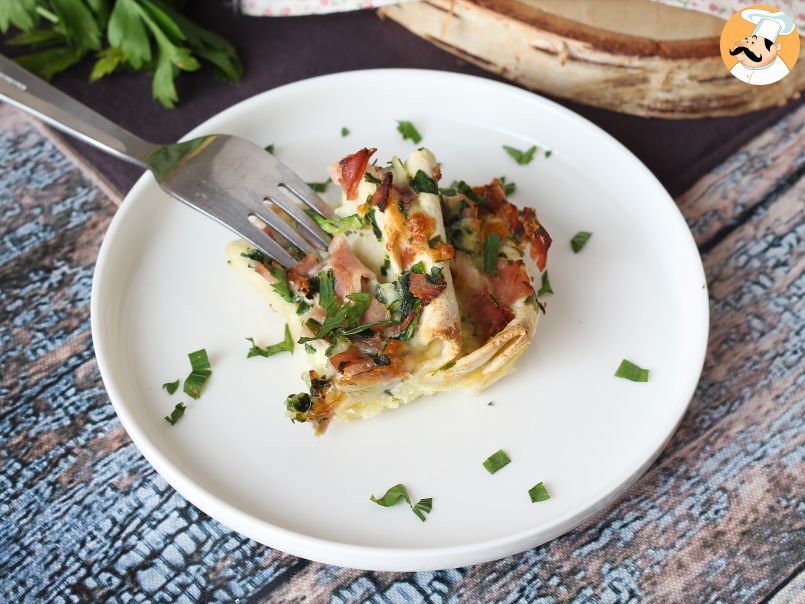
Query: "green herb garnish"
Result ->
[[267, 266, 293, 303], [409, 170, 438, 194], [499, 176, 516, 196], [488, 401, 495, 406], [370, 484, 433, 522], [307, 178, 331, 193], [428, 235, 444, 248], [240, 247, 267, 263], [544, 149, 553, 158], [304, 342, 316, 355], [380, 254, 391, 278], [411, 498, 433, 522], [246, 325, 293, 358], [307, 210, 363, 235], [183, 349, 211, 400], [455, 180, 482, 204], [162, 379, 179, 395], [317, 269, 337, 312], [571, 231, 592, 253], [264, 144, 275, 154], [364, 172, 382, 185], [614, 359, 649, 382], [503, 144, 538, 165], [396, 120, 422, 144], [366, 207, 383, 241], [285, 392, 312, 422], [296, 299, 311, 315], [482, 449, 511, 474], [528, 482, 550, 502], [341, 127, 350, 137], [482, 233, 501, 275], [537, 271, 553, 296], [164, 402, 186, 425]]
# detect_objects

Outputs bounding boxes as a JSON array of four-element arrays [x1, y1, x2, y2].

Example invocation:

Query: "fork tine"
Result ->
[[273, 164, 337, 220], [249, 205, 316, 255], [267, 189, 331, 250], [237, 219, 297, 268]]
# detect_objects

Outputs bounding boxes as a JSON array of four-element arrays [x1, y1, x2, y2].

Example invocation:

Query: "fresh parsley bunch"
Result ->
[[0, 0, 242, 108]]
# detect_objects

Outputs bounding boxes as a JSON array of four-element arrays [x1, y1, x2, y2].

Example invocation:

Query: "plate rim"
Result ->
[[90, 68, 709, 571]]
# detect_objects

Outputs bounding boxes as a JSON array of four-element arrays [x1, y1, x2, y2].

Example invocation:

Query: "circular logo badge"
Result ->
[[720, 4, 800, 86]]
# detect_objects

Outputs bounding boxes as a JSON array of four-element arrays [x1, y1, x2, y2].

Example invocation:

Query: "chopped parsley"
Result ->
[[240, 247, 267, 263], [614, 359, 649, 382], [366, 207, 383, 241], [428, 235, 444, 248], [304, 342, 316, 355], [455, 180, 482, 204], [370, 484, 433, 522], [164, 402, 186, 426], [537, 271, 553, 296], [544, 149, 553, 158], [483, 449, 511, 474], [396, 120, 422, 144], [341, 127, 350, 137], [482, 232, 501, 275], [409, 170, 438, 194], [499, 176, 516, 196], [307, 210, 363, 235], [162, 379, 179, 395], [183, 349, 211, 400], [529, 482, 550, 503], [412, 498, 433, 522], [306, 178, 331, 193], [296, 299, 311, 315], [364, 172, 382, 184], [285, 392, 312, 422], [503, 144, 538, 165], [267, 266, 293, 302], [264, 144, 275, 154], [488, 401, 495, 406], [318, 269, 337, 312], [246, 325, 294, 358], [571, 231, 592, 253], [380, 254, 391, 278]]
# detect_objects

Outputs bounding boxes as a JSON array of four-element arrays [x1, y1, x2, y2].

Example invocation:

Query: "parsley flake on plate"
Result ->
[[529, 481, 550, 503], [162, 379, 179, 395], [246, 325, 294, 358], [537, 271, 553, 296], [614, 359, 649, 382], [164, 402, 186, 426], [370, 484, 433, 522], [482, 449, 511, 474], [503, 144, 537, 165], [410, 170, 438, 194], [499, 176, 516, 196], [183, 349, 211, 399], [571, 231, 592, 253], [397, 120, 422, 144], [341, 127, 350, 137], [264, 144, 275, 154]]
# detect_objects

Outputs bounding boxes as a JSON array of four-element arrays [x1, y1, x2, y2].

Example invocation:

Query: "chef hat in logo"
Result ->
[[741, 8, 796, 43]]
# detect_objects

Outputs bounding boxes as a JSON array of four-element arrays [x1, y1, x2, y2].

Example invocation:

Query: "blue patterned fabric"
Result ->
[[1, 108, 803, 603]]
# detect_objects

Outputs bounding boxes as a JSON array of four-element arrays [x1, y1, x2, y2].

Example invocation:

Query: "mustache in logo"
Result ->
[[730, 46, 763, 62]]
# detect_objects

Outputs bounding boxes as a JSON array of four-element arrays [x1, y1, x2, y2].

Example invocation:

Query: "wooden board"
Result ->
[[379, 0, 805, 118]]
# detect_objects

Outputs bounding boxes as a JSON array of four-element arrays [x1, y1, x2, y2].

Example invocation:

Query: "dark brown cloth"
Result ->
[[2, 3, 799, 198]]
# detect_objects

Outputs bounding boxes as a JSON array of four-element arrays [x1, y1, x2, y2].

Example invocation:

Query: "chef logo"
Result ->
[[720, 5, 799, 86]]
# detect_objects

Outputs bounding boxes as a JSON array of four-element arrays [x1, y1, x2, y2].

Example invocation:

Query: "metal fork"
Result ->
[[0, 54, 332, 268]]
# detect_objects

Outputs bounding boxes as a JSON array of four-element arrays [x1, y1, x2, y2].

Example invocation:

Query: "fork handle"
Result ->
[[0, 54, 156, 167]]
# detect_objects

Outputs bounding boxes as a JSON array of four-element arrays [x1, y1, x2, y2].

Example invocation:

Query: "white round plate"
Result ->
[[92, 69, 708, 571]]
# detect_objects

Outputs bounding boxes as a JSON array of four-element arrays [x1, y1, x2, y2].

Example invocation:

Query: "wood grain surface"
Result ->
[[0, 101, 802, 602]]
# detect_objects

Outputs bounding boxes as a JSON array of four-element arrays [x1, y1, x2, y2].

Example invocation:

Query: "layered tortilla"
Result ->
[[226, 148, 551, 433]]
